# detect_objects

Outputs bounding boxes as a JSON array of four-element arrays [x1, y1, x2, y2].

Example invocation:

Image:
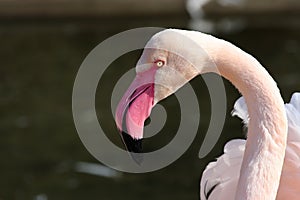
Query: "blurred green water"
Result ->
[[0, 17, 300, 200]]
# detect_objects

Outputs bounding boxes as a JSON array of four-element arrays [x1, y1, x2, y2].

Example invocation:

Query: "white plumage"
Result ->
[[200, 92, 300, 200]]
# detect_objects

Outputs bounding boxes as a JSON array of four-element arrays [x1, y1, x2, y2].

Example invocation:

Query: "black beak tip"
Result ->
[[121, 132, 144, 164]]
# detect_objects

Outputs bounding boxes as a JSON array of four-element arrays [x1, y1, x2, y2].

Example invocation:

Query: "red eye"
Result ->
[[155, 60, 165, 67]]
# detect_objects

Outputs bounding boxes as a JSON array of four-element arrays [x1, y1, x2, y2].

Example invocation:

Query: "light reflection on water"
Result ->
[[0, 17, 300, 200]]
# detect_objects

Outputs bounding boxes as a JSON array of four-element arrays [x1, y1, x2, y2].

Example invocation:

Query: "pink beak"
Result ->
[[115, 69, 156, 154]]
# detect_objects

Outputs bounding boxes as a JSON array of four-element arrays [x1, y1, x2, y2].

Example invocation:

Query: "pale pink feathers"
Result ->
[[200, 93, 300, 200]]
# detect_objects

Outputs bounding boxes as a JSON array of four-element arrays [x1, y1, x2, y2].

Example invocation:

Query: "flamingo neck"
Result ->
[[211, 40, 288, 199]]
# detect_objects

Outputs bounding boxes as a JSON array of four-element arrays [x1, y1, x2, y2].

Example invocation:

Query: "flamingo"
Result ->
[[115, 29, 300, 199]]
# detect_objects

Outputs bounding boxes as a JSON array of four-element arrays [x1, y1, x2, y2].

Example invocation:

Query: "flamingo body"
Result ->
[[201, 93, 300, 199]]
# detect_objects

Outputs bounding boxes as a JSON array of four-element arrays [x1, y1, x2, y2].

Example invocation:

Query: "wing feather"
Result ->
[[200, 139, 245, 200], [200, 92, 300, 200]]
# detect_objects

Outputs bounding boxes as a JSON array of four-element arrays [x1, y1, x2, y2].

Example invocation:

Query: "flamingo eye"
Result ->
[[155, 60, 165, 67]]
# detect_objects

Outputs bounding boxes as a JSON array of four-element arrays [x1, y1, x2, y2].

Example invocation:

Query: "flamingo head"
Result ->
[[115, 29, 215, 157]]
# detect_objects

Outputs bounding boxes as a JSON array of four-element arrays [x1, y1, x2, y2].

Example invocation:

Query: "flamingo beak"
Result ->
[[115, 71, 155, 156]]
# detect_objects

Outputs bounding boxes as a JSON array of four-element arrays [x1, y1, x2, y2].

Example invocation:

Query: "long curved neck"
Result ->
[[210, 39, 288, 199]]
